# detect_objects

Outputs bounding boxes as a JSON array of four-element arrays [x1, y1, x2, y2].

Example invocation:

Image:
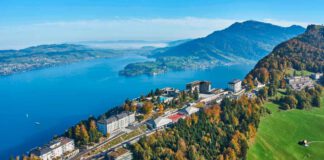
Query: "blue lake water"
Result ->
[[0, 55, 254, 159]]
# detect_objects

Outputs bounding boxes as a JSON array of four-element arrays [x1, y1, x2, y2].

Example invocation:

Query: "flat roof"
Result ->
[[186, 80, 211, 86], [98, 112, 134, 124], [228, 79, 241, 84], [31, 137, 73, 156]]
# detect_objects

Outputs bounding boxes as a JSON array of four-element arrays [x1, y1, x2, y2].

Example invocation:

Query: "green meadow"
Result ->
[[247, 94, 324, 160]]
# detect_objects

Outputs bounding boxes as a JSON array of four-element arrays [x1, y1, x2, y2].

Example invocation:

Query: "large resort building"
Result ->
[[97, 112, 136, 135], [287, 76, 314, 91], [186, 81, 211, 93], [30, 137, 77, 160], [228, 79, 242, 93], [228, 79, 245, 98]]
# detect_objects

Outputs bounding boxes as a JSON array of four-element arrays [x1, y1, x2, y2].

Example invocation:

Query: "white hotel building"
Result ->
[[30, 137, 76, 160], [97, 112, 136, 135]]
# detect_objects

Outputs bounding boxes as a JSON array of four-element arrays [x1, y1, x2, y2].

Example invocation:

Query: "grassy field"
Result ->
[[247, 94, 324, 160], [285, 68, 314, 76]]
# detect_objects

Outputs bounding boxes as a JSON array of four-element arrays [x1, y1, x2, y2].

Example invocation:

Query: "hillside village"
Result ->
[[26, 71, 323, 160]]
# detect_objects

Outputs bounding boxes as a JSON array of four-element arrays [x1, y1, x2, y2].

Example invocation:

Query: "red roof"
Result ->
[[168, 113, 185, 122]]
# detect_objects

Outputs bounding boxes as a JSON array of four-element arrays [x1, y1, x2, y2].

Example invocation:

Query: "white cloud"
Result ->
[[0, 17, 239, 49], [0, 17, 311, 49]]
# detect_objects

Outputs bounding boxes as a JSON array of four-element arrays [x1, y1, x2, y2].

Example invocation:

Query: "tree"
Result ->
[[175, 150, 186, 160], [130, 103, 137, 112], [259, 67, 270, 83], [123, 103, 130, 111], [74, 125, 81, 142], [158, 104, 164, 114], [142, 101, 154, 115], [282, 95, 298, 109], [312, 95, 321, 107], [280, 79, 286, 89], [155, 88, 162, 95], [268, 85, 277, 97], [80, 124, 90, 145], [67, 128, 73, 138], [258, 87, 268, 100], [319, 76, 324, 86], [178, 138, 187, 152], [193, 88, 199, 100], [89, 120, 102, 143]]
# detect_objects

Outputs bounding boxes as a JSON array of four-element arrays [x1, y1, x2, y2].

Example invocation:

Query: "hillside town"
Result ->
[[27, 72, 322, 160]]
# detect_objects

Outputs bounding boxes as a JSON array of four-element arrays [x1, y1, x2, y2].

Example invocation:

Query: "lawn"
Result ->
[[285, 68, 314, 76], [247, 93, 324, 160]]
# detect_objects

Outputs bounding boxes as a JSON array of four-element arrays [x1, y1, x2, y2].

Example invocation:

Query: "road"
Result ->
[[70, 132, 125, 160], [71, 124, 160, 160], [85, 128, 162, 160]]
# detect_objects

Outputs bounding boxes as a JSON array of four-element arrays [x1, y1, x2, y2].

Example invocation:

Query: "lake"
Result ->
[[0, 55, 254, 159]]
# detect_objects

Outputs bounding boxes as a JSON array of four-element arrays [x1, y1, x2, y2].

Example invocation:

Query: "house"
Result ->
[[147, 117, 172, 129], [97, 112, 135, 135], [311, 73, 323, 80], [107, 148, 133, 160], [180, 106, 200, 115], [30, 137, 77, 160], [186, 81, 211, 93], [228, 79, 242, 93]]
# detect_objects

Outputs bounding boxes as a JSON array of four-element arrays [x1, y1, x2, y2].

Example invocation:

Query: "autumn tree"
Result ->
[[142, 101, 154, 115], [89, 120, 102, 143], [130, 103, 137, 112], [80, 124, 90, 145], [158, 104, 164, 114]]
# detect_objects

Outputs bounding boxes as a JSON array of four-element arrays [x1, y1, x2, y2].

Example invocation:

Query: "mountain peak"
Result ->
[[305, 24, 324, 34], [228, 20, 271, 29]]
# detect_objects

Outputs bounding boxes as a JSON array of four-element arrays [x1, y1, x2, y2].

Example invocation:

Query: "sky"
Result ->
[[0, 0, 323, 49]]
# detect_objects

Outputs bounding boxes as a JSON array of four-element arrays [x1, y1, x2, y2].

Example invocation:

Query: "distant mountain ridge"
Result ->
[[152, 20, 305, 60], [0, 43, 155, 76], [120, 20, 306, 76]]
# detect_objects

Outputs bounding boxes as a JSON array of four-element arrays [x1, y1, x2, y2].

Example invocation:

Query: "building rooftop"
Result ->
[[98, 112, 134, 124], [186, 80, 211, 86], [182, 106, 200, 115], [168, 113, 185, 122], [116, 112, 129, 119], [31, 137, 73, 156], [154, 117, 172, 126], [228, 79, 241, 84]]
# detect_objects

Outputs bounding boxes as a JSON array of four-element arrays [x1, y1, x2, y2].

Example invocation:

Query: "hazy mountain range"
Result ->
[[0, 20, 306, 77], [120, 20, 305, 76]]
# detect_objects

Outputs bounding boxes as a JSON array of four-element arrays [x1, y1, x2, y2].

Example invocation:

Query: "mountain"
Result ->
[[120, 21, 305, 76], [245, 24, 324, 86], [153, 20, 305, 60], [245, 25, 324, 159]]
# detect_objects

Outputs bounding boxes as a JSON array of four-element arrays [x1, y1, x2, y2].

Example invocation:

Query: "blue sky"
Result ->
[[0, 0, 323, 49]]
